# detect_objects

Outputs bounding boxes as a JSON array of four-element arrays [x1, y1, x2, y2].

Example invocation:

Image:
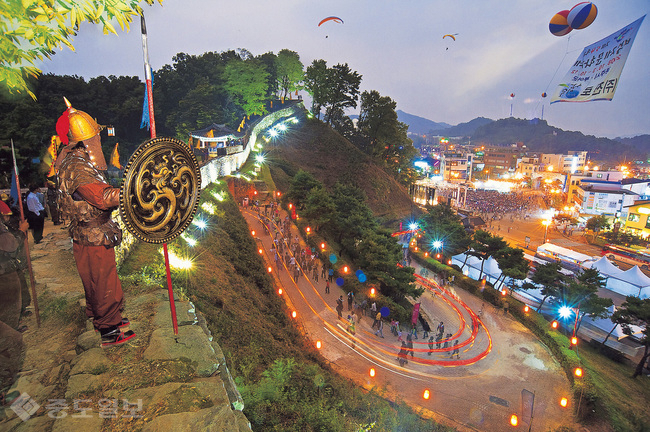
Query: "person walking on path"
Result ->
[[25, 184, 45, 244], [325, 280, 330, 294], [375, 318, 384, 338], [436, 321, 445, 339], [397, 342, 408, 366], [443, 333, 451, 350], [420, 317, 431, 339], [407, 333, 415, 358], [428, 336, 434, 356], [370, 301, 377, 316], [347, 291, 354, 311], [336, 296, 344, 319], [397, 326, 403, 342], [312, 265, 319, 282], [46, 180, 61, 225], [450, 340, 460, 359]]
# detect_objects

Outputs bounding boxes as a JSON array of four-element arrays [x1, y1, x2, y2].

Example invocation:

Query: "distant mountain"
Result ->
[[614, 135, 650, 159], [430, 117, 494, 137], [396, 110, 451, 135], [470, 117, 643, 162]]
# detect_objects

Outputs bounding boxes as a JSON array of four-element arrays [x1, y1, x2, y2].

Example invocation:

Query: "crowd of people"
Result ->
[[436, 187, 544, 218]]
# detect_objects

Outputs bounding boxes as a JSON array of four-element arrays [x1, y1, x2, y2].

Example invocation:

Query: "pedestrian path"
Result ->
[[241, 206, 577, 432]]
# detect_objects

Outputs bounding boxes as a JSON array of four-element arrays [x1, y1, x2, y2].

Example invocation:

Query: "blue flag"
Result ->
[[10, 170, 18, 205], [140, 67, 153, 130]]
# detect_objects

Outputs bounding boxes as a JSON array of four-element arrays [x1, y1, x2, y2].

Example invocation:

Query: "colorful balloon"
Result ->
[[336, 277, 344, 287], [549, 10, 572, 36], [567, 2, 597, 30], [510, 93, 515, 98], [541, 92, 547, 98]]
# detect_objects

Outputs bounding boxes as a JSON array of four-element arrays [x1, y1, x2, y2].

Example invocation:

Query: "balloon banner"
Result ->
[[551, 15, 645, 104]]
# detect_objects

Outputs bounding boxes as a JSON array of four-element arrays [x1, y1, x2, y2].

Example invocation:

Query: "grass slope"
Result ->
[[268, 117, 415, 224]]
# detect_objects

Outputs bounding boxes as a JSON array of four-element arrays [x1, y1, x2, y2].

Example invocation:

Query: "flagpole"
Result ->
[[141, 13, 178, 335], [11, 140, 40, 327]]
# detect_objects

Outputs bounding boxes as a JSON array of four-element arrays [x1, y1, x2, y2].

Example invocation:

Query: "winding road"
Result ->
[[242, 206, 578, 431]]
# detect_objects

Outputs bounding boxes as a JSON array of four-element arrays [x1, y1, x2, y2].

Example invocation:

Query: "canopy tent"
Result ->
[[584, 305, 644, 340], [606, 266, 650, 299], [587, 256, 623, 276], [451, 252, 505, 289]]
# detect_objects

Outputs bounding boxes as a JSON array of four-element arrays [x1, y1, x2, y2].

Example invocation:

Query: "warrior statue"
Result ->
[[55, 98, 134, 347]]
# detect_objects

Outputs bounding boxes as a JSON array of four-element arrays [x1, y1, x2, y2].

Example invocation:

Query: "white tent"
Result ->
[[587, 256, 623, 276], [452, 252, 505, 289], [607, 266, 650, 299], [584, 305, 645, 340]]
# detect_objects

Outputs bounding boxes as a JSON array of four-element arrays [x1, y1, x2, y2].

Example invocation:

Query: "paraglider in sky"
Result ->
[[549, 10, 573, 36], [443, 33, 458, 50], [510, 93, 515, 98], [318, 16, 344, 26], [567, 2, 598, 29]]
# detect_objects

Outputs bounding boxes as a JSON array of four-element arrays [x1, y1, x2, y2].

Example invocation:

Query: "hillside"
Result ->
[[470, 117, 643, 162], [267, 116, 415, 223]]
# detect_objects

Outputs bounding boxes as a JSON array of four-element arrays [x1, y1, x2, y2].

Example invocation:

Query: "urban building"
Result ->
[[541, 151, 588, 174], [483, 146, 519, 177], [441, 151, 473, 182]]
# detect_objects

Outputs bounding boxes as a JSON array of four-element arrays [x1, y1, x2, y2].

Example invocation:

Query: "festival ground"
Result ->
[[241, 205, 583, 432]]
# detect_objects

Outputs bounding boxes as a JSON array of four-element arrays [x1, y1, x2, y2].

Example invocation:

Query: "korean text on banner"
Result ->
[[550, 15, 645, 104]]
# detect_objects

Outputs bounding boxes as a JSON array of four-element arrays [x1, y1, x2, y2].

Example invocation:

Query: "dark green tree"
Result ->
[[527, 261, 568, 312], [493, 247, 529, 292], [419, 203, 470, 257], [586, 214, 610, 235], [560, 268, 611, 332], [285, 170, 322, 210], [356, 228, 420, 302], [303, 186, 336, 233], [303, 59, 329, 118], [615, 296, 650, 378], [469, 230, 508, 280], [322, 63, 361, 126], [330, 183, 376, 250]]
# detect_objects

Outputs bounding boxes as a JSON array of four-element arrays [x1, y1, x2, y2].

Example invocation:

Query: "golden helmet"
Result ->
[[63, 97, 101, 142]]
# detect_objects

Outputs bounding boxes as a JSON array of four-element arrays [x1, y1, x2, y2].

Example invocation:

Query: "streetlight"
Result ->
[[542, 219, 551, 244]]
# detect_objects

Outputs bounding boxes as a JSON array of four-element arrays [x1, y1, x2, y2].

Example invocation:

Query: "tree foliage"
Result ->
[[0, 0, 163, 98], [224, 57, 270, 117], [418, 203, 470, 257], [275, 49, 303, 100], [357, 90, 418, 184], [615, 296, 650, 378], [586, 214, 610, 233]]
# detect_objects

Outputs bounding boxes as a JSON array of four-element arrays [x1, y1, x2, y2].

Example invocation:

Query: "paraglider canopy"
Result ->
[[442, 34, 457, 41], [318, 16, 344, 26]]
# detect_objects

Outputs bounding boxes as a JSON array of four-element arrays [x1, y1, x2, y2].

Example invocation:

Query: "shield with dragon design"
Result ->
[[120, 137, 201, 243]]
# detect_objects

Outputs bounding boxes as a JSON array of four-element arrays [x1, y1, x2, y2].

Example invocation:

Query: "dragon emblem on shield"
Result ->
[[120, 137, 201, 243]]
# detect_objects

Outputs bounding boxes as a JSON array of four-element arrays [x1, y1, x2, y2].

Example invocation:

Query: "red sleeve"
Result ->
[[76, 183, 120, 210]]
